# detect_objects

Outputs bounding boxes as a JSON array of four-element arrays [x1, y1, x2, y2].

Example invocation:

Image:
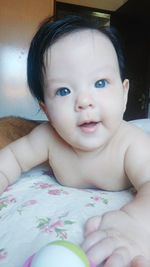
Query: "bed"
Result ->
[[0, 119, 150, 267]]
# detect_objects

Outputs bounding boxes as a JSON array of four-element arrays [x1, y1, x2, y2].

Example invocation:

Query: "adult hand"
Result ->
[[82, 211, 150, 267]]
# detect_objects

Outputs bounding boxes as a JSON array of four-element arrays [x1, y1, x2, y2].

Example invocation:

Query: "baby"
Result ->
[[1, 15, 150, 267]]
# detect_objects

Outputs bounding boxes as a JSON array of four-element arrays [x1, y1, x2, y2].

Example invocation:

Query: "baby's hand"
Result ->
[[82, 210, 150, 267]]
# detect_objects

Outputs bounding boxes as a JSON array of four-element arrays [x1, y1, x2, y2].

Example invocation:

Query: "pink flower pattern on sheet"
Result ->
[[85, 194, 109, 207], [0, 195, 16, 211], [0, 166, 133, 267], [32, 181, 69, 195], [17, 199, 38, 214], [48, 188, 69, 195], [36, 216, 75, 240], [32, 182, 54, 190]]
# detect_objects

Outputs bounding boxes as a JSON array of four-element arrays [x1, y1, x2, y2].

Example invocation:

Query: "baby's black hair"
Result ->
[[27, 15, 127, 102]]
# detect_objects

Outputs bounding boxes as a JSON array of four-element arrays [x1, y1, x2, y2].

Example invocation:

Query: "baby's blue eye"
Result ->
[[56, 87, 71, 96], [95, 79, 108, 89]]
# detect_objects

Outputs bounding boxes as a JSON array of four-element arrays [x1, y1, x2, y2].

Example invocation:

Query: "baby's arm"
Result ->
[[82, 131, 150, 266], [123, 131, 150, 226], [0, 123, 50, 194]]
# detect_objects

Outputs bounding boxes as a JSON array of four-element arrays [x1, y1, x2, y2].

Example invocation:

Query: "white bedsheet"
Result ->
[[0, 164, 134, 267]]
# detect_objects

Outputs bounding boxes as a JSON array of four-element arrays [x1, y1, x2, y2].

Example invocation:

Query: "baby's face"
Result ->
[[43, 29, 129, 152]]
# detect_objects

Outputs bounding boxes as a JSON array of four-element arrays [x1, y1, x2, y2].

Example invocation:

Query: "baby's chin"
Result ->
[[71, 142, 106, 154]]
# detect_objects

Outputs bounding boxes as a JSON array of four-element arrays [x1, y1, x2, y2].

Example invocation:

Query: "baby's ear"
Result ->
[[39, 102, 48, 117], [123, 79, 129, 112]]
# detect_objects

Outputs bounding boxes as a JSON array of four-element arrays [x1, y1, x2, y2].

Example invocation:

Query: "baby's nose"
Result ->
[[75, 93, 95, 111]]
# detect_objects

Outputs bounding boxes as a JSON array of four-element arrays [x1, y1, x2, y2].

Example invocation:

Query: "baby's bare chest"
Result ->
[[49, 149, 130, 191]]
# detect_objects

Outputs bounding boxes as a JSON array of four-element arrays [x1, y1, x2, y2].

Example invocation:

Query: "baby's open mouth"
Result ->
[[79, 121, 100, 133], [80, 122, 98, 127]]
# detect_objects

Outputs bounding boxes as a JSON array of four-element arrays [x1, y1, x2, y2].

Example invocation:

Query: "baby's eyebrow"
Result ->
[[93, 65, 115, 72], [87, 69, 115, 79], [46, 77, 66, 83]]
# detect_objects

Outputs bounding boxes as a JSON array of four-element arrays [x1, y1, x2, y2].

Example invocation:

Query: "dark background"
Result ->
[[56, 0, 150, 121], [111, 0, 150, 120]]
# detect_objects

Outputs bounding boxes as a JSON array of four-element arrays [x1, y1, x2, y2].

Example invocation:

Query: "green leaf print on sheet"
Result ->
[[36, 216, 75, 240]]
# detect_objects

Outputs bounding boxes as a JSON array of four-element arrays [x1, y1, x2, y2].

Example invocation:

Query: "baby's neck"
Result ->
[[72, 146, 106, 159]]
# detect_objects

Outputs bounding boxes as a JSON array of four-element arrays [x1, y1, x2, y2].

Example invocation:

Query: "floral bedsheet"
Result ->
[[0, 164, 134, 267]]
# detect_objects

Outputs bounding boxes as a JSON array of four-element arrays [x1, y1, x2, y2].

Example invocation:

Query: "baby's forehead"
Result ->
[[46, 29, 118, 67], [51, 28, 112, 48], [44, 28, 120, 80]]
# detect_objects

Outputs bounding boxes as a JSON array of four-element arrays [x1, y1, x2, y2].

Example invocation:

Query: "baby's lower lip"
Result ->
[[79, 122, 99, 133]]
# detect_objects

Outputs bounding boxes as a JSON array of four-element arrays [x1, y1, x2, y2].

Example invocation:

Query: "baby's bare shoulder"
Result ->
[[124, 121, 150, 144], [118, 121, 150, 144], [29, 122, 71, 153], [28, 122, 57, 147], [122, 121, 150, 189], [29, 121, 57, 137]]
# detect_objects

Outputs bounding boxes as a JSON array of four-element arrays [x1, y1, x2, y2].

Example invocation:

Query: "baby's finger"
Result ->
[[84, 216, 102, 237]]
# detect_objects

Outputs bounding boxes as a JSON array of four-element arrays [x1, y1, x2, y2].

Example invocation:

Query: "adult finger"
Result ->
[[131, 255, 149, 267], [103, 247, 130, 267], [85, 236, 118, 266], [82, 230, 107, 252], [84, 216, 102, 237]]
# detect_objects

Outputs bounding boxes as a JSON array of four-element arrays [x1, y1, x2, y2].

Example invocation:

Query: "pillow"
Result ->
[[129, 118, 150, 133]]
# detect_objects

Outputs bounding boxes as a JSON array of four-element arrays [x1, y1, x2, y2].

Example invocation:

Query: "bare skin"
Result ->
[[0, 30, 150, 266], [131, 256, 149, 267]]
